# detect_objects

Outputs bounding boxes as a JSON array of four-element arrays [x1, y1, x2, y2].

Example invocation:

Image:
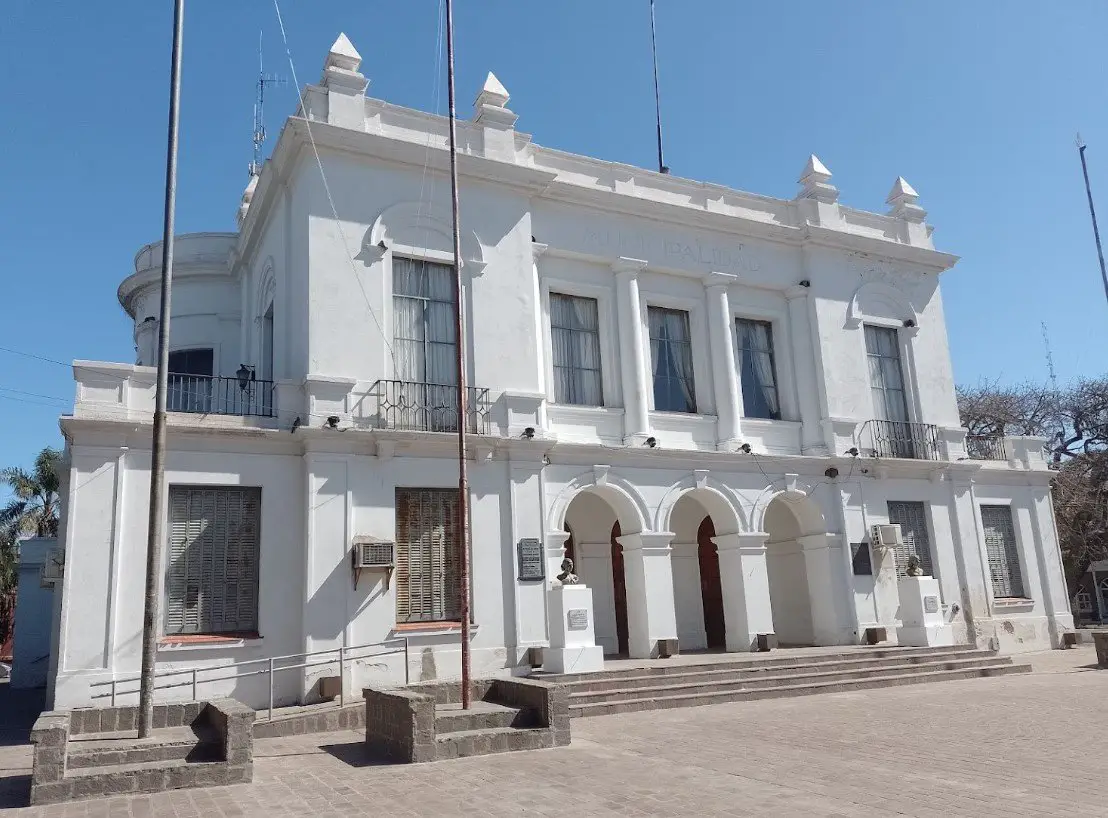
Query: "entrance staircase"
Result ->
[[538, 644, 1030, 718]]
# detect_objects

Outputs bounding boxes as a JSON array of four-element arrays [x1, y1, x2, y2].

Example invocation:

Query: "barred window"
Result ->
[[887, 501, 934, 578], [166, 486, 261, 636], [395, 488, 461, 623], [981, 505, 1026, 599]]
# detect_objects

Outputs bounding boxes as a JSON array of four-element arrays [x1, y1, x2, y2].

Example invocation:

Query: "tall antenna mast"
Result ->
[[649, 0, 669, 174], [250, 31, 287, 177], [1041, 322, 1058, 393]]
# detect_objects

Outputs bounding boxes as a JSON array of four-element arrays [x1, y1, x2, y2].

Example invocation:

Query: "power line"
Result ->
[[0, 346, 69, 367], [0, 386, 70, 403]]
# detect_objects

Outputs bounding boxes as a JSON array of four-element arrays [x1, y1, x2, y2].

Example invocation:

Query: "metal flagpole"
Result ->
[[138, 0, 186, 738], [650, 0, 669, 174], [444, 0, 472, 709], [1077, 135, 1108, 312]]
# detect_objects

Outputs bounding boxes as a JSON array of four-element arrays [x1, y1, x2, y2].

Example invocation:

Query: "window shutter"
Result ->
[[395, 488, 460, 623], [887, 501, 933, 578], [981, 505, 1025, 599]]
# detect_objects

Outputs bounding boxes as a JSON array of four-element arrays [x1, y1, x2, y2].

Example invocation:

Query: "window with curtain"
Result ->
[[550, 293, 603, 406], [980, 505, 1026, 598], [165, 486, 261, 636], [736, 318, 780, 420], [864, 325, 909, 422], [393, 258, 458, 431], [887, 501, 934, 578], [167, 348, 214, 413], [648, 306, 696, 413], [395, 488, 460, 623]]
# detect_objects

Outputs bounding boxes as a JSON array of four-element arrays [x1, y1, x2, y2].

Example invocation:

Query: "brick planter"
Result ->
[[1093, 632, 1108, 667]]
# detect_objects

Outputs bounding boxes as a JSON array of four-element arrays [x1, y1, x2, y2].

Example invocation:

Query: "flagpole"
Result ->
[[138, 0, 185, 738], [444, 0, 472, 710], [650, 0, 669, 174]]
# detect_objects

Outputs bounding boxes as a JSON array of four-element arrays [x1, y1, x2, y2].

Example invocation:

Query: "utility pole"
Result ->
[[1077, 135, 1108, 312], [650, 0, 669, 174], [138, 0, 185, 738], [444, 0, 472, 709]]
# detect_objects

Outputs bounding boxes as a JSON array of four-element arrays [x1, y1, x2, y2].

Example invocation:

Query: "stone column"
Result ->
[[871, 542, 902, 638], [1028, 484, 1073, 644], [798, 533, 849, 645], [705, 274, 743, 450], [714, 532, 775, 651], [785, 285, 827, 454], [618, 532, 678, 658], [613, 259, 650, 443]]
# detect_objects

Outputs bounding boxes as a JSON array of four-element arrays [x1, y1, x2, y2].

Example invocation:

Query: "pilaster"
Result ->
[[784, 285, 827, 454], [617, 532, 678, 658], [704, 273, 742, 450], [798, 533, 850, 645], [613, 259, 650, 443]]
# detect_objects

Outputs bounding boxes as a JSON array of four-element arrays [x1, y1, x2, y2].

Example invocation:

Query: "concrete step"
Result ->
[[567, 656, 1016, 703], [66, 725, 216, 769], [541, 644, 981, 683], [435, 701, 530, 733], [562, 651, 1007, 694], [434, 726, 555, 760], [569, 662, 1032, 718], [252, 702, 364, 738]]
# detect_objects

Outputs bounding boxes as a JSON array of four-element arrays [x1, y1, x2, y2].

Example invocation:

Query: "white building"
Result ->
[[48, 35, 1072, 710]]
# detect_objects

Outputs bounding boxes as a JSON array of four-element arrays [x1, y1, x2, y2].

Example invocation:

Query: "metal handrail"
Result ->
[[965, 435, 1007, 461], [370, 378, 491, 434], [90, 637, 409, 721], [860, 419, 942, 461], [167, 372, 276, 418]]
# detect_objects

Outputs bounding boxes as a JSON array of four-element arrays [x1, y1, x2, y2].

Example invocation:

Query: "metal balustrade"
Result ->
[[965, 435, 1007, 461], [167, 374, 275, 417], [865, 419, 942, 460], [371, 379, 491, 434]]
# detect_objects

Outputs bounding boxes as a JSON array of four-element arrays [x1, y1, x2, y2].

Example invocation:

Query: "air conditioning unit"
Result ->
[[351, 536, 395, 589], [40, 547, 65, 588], [871, 524, 902, 549]]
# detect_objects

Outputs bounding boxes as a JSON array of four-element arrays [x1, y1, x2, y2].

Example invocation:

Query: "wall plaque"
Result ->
[[851, 543, 873, 576], [924, 596, 940, 614], [567, 609, 589, 631], [517, 538, 544, 582]]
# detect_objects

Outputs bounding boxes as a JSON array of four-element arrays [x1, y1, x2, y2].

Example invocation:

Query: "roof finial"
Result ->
[[473, 71, 517, 128], [886, 176, 926, 222], [797, 154, 838, 203]]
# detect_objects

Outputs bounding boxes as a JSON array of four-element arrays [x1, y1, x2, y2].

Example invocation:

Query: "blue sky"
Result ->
[[2, 1, 1108, 475]]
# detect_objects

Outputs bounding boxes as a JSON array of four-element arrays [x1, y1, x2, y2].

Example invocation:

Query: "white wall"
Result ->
[[10, 538, 57, 689]]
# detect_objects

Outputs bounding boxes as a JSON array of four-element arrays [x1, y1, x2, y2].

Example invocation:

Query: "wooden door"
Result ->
[[697, 516, 726, 650], [610, 522, 630, 656]]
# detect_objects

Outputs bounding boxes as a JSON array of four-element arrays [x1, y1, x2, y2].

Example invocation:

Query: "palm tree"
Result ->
[[1, 447, 62, 649]]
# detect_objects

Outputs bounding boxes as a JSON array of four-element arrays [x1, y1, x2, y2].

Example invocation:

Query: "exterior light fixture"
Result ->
[[903, 319, 916, 328], [824, 467, 839, 479], [326, 415, 340, 429], [377, 240, 387, 251], [740, 443, 753, 454], [847, 447, 859, 457], [236, 364, 255, 391], [645, 436, 658, 448], [799, 280, 811, 288], [522, 427, 536, 439]]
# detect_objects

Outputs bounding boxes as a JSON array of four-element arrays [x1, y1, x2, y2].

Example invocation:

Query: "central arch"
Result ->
[[763, 492, 829, 646]]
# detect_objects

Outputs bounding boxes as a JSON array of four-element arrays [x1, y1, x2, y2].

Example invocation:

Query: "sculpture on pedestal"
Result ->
[[556, 557, 579, 585]]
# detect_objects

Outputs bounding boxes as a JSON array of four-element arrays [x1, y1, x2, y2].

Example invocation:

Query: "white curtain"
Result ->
[[393, 258, 458, 430], [550, 293, 603, 406], [648, 307, 696, 413], [864, 325, 908, 423], [737, 319, 780, 419]]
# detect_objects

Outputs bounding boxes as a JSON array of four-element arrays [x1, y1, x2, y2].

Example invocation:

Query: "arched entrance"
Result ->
[[563, 491, 631, 656], [762, 493, 832, 646], [668, 490, 739, 652]]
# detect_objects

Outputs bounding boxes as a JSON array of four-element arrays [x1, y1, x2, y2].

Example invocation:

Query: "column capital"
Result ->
[[704, 271, 739, 290], [617, 531, 673, 555], [785, 284, 811, 301], [713, 532, 769, 554], [544, 530, 570, 557], [612, 257, 648, 276], [797, 532, 844, 552]]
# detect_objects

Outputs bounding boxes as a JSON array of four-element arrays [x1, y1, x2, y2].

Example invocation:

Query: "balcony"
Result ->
[[371, 379, 491, 435], [965, 435, 1007, 461], [167, 374, 275, 418], [865, 419, 942, 460]]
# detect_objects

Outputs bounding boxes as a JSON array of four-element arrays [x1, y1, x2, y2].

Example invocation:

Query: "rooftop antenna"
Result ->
[[250, 31, 287, 177], [1041, 322, 1058, 393], [650, 0, 669, 174]]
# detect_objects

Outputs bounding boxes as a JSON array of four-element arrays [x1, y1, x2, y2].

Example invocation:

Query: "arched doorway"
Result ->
[[563, 491, 630, 656], [668, 490, 737, 652], [762, 493, 830, 647]]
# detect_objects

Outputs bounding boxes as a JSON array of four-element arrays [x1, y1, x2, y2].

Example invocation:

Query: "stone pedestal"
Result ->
[[896, 576, 953, 647], [873, 546, 902, 640], [545, 584, 604, 674]]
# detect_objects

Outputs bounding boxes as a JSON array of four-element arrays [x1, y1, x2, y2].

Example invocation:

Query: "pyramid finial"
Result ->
[[796, 154, 838, 203], [473, 71, 517, 129], [886, 176, 926, 222], [476, 72, 510, 109], [326, 32, 362, 72]]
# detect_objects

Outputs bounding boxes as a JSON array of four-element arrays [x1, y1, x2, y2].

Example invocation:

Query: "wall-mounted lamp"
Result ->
[[903, 319, 916, 328], [740, 443, 753, 454], [824, 466, 839, 479], [847, 447, 859, 457], [236, 364, 256, 392], [798, 280, 811, 288], [522, 426, 536, 439], [645, 436, 658, 448], [377, 240, 388, 251], [142, 316, 157, 324], [326, 415, 340, 429]]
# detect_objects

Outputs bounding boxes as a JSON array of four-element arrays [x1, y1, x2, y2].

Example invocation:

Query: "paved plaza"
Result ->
[[1, 648, 1103, 817]]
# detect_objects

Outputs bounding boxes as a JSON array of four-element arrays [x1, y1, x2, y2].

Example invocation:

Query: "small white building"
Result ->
[[48, 35, 1072, 710]]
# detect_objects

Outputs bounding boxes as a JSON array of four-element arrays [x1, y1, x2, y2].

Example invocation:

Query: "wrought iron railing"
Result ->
[[167, 373, 275, 417], [372, 379, 491, 434], [865, 419, 942, 460], [965, 435, 1007, 461]]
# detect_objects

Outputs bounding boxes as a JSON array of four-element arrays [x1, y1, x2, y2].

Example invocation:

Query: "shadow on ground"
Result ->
[[0, 682, 44, 809]]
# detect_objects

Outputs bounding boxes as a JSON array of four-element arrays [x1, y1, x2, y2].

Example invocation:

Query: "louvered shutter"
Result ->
[[887, 501, 934, 577], [981, 505, 1025, 599], [165, 486, 261, 635], [395, 489, 460, 623]]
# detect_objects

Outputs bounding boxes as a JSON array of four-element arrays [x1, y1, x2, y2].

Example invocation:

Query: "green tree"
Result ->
[[1, 447, 62, 649]]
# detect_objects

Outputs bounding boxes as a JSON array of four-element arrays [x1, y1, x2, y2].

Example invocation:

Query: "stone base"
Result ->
[[897, 624, 954, 647], [544, 645, 604, 674]]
